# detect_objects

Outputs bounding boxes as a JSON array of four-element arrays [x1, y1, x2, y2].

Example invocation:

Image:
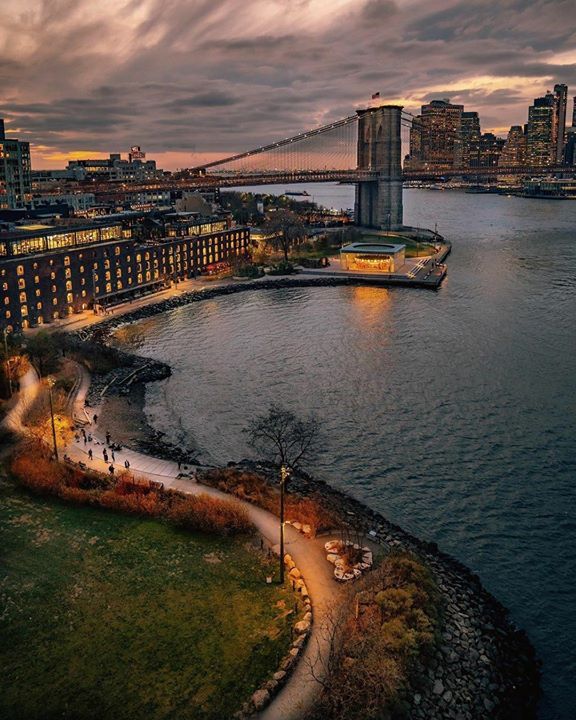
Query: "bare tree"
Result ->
[[244, 403, 320, 470], [262, 209, 307, 261]]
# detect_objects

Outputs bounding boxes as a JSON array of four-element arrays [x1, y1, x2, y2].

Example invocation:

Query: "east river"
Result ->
[[134, 186, 576, 720]]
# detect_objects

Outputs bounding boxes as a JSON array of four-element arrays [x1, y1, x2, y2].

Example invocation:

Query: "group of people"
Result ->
[[75, 414, 131, 476]]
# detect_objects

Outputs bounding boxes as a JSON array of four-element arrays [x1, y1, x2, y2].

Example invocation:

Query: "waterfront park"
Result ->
[[0, 213, 540, 720]]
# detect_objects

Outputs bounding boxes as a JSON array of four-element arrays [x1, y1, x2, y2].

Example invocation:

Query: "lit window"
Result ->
[[21, 305, 28, 317], [50, 272, 56, 280], [81, 290, 86, 297], [36, 302, 42, 310], [66, 281, 72, 291], [17, 265, 24, 276], [64, 256, 70, 266], [105, 283, 111, 293], [66, 293, 73, 303], [65, 269, 71, 279], [115, 246, 120, 256], [2, 282, 6, 291], [35, 289, 40, 297], [53, 298, 58, 305], [18, 278, 25, 289], [19, 292, 26, 303], [34, 275, 40, 284], [79, 266, 84, 273], [5, 310, 10, 318]]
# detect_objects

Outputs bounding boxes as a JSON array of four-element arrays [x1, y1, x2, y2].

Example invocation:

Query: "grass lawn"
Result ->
[[0, 473, 296, 720]]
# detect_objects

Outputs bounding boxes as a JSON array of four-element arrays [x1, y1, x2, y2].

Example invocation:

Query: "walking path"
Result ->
[[4, 364, 345, 720]]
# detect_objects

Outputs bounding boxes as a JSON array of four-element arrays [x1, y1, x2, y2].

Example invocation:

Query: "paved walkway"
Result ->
[[6, 363, 343, 720], [1, 367, 41, 436]]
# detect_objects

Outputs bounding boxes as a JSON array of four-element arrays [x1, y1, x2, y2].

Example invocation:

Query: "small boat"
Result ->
[[284, 190, 310, 196]]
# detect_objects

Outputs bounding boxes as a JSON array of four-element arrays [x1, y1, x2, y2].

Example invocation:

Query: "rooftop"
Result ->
[[341, 242, 406, 254]]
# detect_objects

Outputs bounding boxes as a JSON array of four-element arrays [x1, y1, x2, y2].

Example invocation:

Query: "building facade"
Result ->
[[500, 125, 527, 167], [0, 218, 249, 331], [460, 112, 481, 168], [0, 120, 32, 209], [407, 99, 464, 170]]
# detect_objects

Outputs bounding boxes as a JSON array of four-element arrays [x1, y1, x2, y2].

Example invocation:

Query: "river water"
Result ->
[[134, 186, 575, 719]]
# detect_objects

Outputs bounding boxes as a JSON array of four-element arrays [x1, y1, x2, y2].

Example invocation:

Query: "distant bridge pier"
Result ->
[[355, 105, 403, 230]]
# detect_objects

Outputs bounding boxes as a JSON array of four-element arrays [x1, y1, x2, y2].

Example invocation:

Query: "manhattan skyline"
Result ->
[[2, 0, 575, 169]]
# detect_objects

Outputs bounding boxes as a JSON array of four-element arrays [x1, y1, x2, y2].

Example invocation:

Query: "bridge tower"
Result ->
[[355, 105, 403, 230]]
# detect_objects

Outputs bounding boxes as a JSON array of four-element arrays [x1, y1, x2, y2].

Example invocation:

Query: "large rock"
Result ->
[[251, 689, 270, 711], [289, 567, 301, 580], [294, 620, 310, 635]]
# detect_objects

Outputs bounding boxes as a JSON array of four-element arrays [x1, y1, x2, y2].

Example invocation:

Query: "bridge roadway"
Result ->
[[87, 165, 576, 199]]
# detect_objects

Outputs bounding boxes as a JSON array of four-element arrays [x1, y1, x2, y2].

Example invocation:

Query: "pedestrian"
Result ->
[[88, 449, 93, 460], [111, 449, 115, 462], [178, 459, 182, 471], [106, 431, 111, 445], [81, 428, 86, 439], [103, 449, 108, 462], [124, 459, 130, 469], [93, 413, 98, 424], [87, 433, 92, 442], [84, 436, 87, 445], [109, 464, 115, 475]]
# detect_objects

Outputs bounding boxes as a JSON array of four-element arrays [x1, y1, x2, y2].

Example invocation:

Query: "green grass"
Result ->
[[0, 474, 295, 720]]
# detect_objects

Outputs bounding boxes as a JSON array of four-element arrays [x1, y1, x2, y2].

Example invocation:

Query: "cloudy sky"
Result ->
[[2, 0, 575, 169]]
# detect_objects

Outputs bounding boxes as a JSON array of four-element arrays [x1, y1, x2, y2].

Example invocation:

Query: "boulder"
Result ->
[[289, 567, 301, 580], [273, 670, 287, 682], [294, 620, 311, 634], [302, 524, 312, 536], [251, 689, 270, 711]]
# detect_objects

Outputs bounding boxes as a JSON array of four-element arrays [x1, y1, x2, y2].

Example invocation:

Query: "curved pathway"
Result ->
[[9, 362, 344, 720]]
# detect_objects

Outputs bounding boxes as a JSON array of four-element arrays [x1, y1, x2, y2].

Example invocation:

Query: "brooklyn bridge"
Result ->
[[96, 104, 573, 232]]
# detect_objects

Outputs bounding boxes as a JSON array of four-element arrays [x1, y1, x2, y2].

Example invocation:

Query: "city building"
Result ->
[[407, 99, 464, 170], [522, 177, 576, 197], [553, 84, 568, 164], [67, 148, 161, 182], [0, 120, 32, 209], [0, 216, 249, 331], [500, 126, 527, 168], [527, 94, 555, 166], [460, 112, 481, 168], [340, 242, 405, 273], [479, 133, 506, 168], [32, 193, 96, 214]]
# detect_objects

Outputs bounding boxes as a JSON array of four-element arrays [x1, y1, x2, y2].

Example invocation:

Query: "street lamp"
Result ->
[[47, 377, 59, 461], [279, 464, 291, 584]]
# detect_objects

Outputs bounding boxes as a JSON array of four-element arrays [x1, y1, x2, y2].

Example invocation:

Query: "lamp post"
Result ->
[[47, 377, 59, 461], [279, 464, 291, 584]]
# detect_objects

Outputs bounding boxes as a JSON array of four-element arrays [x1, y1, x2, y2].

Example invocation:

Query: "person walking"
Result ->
[[93, 413, 98, 424], [105, 431, 111, 445], [109, 464, 115, 475], [124, 459, 130, 469], [111, 449, 116, 462], [103, 449, 108, 462], [88, 448, 93, 461]]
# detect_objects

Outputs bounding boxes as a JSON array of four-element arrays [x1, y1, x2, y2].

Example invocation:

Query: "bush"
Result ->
[[268, 260, 298, 275], [10, 445, 255, 537], [200, 467, 337, 535], [307, 552, 441, 720]]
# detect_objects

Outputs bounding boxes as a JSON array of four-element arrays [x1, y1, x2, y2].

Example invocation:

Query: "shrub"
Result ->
[[200, 467, 337, 535], [167, 494, 254, 536], [10, 444, 254, 537], [307, 552, 441, 720]]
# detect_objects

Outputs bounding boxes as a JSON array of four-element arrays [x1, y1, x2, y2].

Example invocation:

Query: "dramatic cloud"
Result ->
[[1, 0, 574, 168]]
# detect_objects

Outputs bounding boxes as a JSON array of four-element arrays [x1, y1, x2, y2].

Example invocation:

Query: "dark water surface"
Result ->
[[136, 189, 576, 719]]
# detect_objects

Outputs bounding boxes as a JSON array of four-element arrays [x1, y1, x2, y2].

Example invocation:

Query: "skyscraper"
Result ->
[[526, 94, 555, 166], [407, 99, 464, 169], [553, 83, 568, 164], [461, 111, 481, 168], [0, 119, 32, 209], [500, 125, 527, 167]]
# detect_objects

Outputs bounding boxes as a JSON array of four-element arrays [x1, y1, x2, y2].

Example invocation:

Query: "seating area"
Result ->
[[324, 539, 373, 582]]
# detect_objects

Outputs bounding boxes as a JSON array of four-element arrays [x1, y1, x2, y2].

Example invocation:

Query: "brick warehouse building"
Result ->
[[0, 217, 249, 332]]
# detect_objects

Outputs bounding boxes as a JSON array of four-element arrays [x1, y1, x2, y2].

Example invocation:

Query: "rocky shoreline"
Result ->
[[73, 280, 541, 720]]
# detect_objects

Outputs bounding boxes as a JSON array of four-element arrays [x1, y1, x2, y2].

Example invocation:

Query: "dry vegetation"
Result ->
[[200, 467, 338, 535], [10, 442, 254, 536], [308, 552, 441, 720]]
